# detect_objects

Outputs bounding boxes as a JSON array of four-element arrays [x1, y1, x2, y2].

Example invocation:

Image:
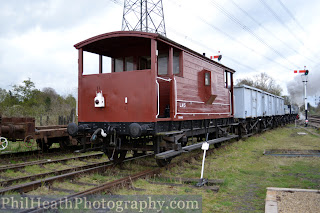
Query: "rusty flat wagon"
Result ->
[[0, 115, 73, 151]]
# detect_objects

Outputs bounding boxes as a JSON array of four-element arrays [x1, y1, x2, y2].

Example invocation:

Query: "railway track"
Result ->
[[0, 153, 162, 212], [21, 169, 161, 213], [309, 115, 320, 123], [0, 152, 155, 192], [0, 135, 238, 195], [0, 129, 288, 212], [0, 152, 104, 172], [0, 152, 112, 188], [308, 115, 320, 128], [0, 145, 82, 160], [0, 129, 242, 212], [16, 151, 207, 213]]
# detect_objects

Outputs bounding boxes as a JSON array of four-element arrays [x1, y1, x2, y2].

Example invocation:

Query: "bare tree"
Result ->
[[236, 72, 282, 96]]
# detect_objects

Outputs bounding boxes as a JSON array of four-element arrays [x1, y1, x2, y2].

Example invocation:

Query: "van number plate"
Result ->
[[179, 103, 186, 108]]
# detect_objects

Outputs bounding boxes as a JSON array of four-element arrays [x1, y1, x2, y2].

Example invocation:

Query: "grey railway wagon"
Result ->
[[233, 85, 284, 119]]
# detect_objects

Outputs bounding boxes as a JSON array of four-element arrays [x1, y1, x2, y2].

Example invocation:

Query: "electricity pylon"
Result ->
[[121, 0, 166, 36]]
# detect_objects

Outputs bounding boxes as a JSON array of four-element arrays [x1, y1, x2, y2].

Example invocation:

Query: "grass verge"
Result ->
[[116, 125, 320, 212]]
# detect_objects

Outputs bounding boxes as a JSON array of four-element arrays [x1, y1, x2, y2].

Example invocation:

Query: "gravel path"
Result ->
[[266, 187, 320, 213], [277, 191, 320, 213]]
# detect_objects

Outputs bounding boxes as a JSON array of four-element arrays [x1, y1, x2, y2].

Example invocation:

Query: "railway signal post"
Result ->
[[210, 51, 222, 61], [294, 67, 309, 126]]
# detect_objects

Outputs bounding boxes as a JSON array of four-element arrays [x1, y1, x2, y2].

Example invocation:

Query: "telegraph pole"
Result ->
[[121, 0, 166, 36]]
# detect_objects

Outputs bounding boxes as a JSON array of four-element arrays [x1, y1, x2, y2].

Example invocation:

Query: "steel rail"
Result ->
[[0, 152, 104, 172], [20, 168, 161, 213], [12, 134, 246, 212], [0, 154, 153, 193], [20, 152, 204, 213], [2, 124, 290, 212], [0, 161, 112, 189]]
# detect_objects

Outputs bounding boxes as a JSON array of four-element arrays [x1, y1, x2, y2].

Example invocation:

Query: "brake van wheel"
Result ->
[[0, 137, 8, 151], [156, 158, 172, 167], [105, 149, 127, 164]]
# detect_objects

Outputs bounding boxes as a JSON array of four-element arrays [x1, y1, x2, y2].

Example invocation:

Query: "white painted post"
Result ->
[[200, 142, 209, 180], [304, 78, 308, 126]]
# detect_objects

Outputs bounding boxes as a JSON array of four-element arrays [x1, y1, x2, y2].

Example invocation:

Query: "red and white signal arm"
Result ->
[[294, 70, 309, 75], [210, 51, 222, 61], [210, 55, 222, 61]]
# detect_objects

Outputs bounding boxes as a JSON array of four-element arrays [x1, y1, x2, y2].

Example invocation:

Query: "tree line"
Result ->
[[236, 72, 283, 96], [236, 72, 293, 105], [0, 78, 76, 126]]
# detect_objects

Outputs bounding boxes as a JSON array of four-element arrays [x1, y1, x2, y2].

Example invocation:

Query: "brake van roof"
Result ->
[[74, 31, 236, 73]]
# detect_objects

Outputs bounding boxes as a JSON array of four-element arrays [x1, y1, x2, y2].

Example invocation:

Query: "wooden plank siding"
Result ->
[[174, 52, 231, 120]]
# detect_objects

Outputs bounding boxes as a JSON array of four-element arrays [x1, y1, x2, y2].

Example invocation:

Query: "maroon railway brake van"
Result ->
[[75, 31, 235, 123], [68, 31, 236, 166]]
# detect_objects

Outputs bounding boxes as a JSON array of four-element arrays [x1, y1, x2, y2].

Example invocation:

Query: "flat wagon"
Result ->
[[0, 115, 72, 151]]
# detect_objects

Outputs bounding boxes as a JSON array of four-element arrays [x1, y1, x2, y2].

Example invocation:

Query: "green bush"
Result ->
[[0, 78, 76, 126]]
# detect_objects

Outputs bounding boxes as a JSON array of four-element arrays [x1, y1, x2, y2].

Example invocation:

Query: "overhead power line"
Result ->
[[110, 0, 262, 72], [276, 0, 306, 32], [210, 0, 298, 68], [167, 26, 259, 72], [228, 0, 316, 64], [258, 0, 304, 46], [275, 0, 319, 61], [167, 0, 296, 71], [110, 0, 122, 6], [110, 0, 297, 71], [198, 17, 291, 71]]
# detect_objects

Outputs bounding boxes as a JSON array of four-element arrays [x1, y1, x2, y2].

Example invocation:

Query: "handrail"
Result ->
[[174, 76, 177, 118], [156, 76, 172, 82], [156, 80, 159, 118]]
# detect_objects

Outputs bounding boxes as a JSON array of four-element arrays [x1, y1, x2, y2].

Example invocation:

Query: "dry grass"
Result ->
[[2, 169, 26, 179], [78, 173, 115, 185], [52, 181, 92, 193]]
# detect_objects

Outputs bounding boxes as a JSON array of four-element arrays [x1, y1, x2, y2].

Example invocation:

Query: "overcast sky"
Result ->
[[1, 0, 319, 105]]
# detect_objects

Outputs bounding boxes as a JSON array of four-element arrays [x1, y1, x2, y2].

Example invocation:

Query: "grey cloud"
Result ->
[[0, 0, 112, 36]]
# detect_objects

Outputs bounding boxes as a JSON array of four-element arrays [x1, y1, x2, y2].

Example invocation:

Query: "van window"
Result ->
[[158, 52, 168, 75], [139, 56, 151, 70], [173, 50, 180, 74], [83, 51, 99, 75], [225, 71, 232, 89], [114, 58, 123, 72], [205, 72, 211, 86], [102, 56, 111, 73], [125, 56, 134, 71]]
